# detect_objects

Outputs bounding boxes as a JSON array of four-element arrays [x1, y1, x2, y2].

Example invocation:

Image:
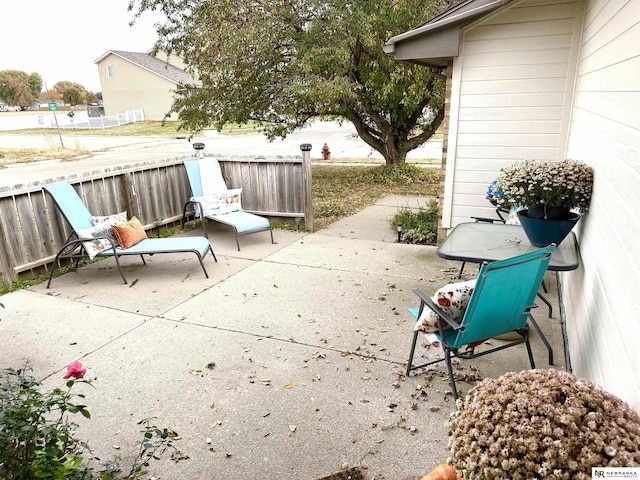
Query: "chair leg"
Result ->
[[406, 330, 420, 377], [458, 261, 466, 278], [269, 227, 274, 244], [208, 245, 217, 263], [528, 314, 553, 365], [525, 336, 536, 369], [197, 256, 209, 278], [443, 347, 458, 399], [536, 291, 553, 318], [47, 252, 63, 288], [112, 254, 128, 284]]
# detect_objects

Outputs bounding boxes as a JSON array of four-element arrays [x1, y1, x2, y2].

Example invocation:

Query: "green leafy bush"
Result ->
[[390, 200, 439, 244], [364, 164, 438, 185], [0, 365, 187, 480], [0, 367, 92, 480]]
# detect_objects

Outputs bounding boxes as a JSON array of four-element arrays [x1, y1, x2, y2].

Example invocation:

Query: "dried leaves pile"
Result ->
[[447, 369, 640, 479]]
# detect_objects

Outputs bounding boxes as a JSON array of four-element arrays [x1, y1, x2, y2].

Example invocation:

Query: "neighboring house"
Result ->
[[385, 0, 640, 411], [94, 49, 195, 121]]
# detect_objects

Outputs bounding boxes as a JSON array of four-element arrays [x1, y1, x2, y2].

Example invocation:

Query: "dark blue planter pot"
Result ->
[[518, 210, 581, 247]]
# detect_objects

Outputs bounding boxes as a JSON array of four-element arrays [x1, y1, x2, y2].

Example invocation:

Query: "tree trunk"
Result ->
[[381, 141, 407, 166], [348, 115, 409, 166]]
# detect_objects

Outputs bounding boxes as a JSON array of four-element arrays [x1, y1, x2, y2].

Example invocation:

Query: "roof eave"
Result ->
[[384, 0, 512, 65]]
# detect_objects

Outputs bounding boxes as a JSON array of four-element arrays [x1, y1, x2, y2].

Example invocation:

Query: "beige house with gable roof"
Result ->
[[94, 50, 194, 121], [385, 0, 640, 411]]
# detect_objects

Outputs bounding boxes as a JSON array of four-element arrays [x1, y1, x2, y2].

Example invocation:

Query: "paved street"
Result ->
[[0, 120, 443, 191]]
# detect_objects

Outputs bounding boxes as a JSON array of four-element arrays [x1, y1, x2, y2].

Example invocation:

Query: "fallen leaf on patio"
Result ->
[[284, 383, 294, 389], [289, 425, 297, 432], [189, 369, 202, 375], [409, 426, 418, 434], [112, 445, 120, 449], [206, 438, 212, 444], [261, 379, 271, 385], [206, 362, 216, 370]]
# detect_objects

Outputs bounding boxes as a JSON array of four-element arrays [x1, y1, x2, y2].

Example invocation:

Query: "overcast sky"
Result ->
[[1, 0, 165, 93]]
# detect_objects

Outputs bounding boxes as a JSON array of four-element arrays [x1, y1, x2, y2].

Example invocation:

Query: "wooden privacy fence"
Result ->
[[0, 149, 313, 286]]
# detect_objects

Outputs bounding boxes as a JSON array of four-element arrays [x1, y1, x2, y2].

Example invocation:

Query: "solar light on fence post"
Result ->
[[397, 223, 403, 243], [193, 142, 205, 158]]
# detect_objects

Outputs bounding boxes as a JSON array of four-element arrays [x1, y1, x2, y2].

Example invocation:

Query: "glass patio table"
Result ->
[[436, 222, 580, 365], [437, 222, 580, 272]]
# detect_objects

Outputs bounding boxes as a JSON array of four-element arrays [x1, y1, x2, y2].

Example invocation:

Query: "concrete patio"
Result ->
[[0, 195, 565, 480]]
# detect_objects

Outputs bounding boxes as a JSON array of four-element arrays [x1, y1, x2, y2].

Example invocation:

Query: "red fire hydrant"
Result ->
[[321, 143, 331, 160]]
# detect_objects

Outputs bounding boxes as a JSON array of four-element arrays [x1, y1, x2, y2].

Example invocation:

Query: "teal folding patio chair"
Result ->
[[182, 159, 273, 251], [406, 245, 555, 398], [44, 182, 216, 287]]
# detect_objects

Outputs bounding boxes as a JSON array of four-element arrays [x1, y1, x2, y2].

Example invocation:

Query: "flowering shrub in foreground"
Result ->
[[0, 363, 187, 480], [447, 369, 640, 480]]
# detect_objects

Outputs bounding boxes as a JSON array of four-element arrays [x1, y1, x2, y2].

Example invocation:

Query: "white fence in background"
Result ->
[[0, 109, 145, 131]]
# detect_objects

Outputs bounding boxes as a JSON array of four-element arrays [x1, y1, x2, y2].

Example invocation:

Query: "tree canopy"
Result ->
[[0, 70, 42, 109], [53, 81, 94, 105], [130, 0, 453, 164]]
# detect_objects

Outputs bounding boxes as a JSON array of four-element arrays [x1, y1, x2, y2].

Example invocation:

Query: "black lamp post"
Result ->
[[193, 142, 205, 158]]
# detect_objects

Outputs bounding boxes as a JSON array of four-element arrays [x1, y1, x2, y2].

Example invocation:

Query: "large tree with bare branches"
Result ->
[[131, 0, 452, 165]]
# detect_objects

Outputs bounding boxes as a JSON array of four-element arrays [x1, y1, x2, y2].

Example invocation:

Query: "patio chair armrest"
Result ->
[[412, 288, 463, 331], [184, 199, 204, 219], [76, 234, 119, 252]]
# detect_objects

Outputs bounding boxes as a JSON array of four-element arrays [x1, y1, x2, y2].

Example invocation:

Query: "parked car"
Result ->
[[0, 105, 20, 112], [0, 105, 8, 112]]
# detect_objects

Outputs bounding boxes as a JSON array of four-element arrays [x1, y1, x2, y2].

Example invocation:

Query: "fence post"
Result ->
[[123, 173, 140, 219], [300, 143, 313, 231]]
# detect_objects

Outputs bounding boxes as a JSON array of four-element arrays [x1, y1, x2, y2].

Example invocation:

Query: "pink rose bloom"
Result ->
[[63, 361, 86, 379]]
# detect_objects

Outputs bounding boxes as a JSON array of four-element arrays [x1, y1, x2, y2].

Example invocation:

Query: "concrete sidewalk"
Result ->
[[0, 196, 564, 480]]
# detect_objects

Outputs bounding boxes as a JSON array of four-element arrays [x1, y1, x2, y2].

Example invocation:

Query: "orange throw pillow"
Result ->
[[112, 216, 148, 249]]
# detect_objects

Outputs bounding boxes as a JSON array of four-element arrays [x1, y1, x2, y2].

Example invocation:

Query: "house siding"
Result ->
[[97, 53, 179, 121], [564, 0, 640, 410], [444, 0, 583, 227]]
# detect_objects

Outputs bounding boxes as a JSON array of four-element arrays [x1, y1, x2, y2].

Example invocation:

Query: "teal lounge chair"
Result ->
[[44, 182, 216, 287], [182, 159, 273, 251], [406, 245, 555, 398]]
